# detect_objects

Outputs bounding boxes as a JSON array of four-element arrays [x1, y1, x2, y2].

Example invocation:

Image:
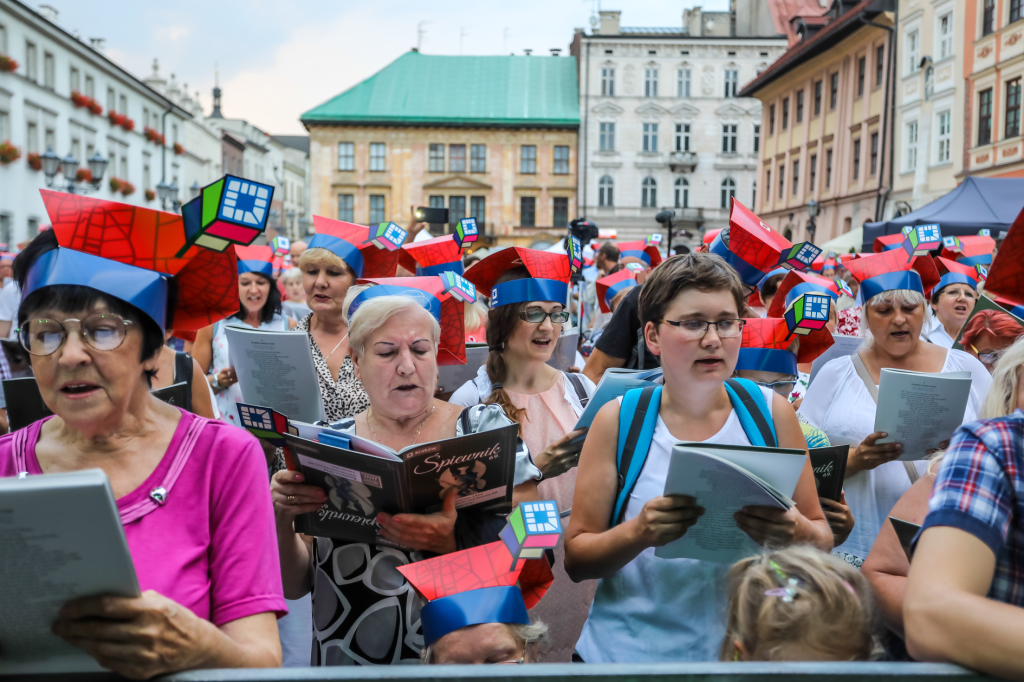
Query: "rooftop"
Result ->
[[301, 51, 580, 129]]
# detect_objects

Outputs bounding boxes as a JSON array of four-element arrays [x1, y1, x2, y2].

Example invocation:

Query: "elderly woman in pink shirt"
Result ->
[[0, 214, 285, 678]]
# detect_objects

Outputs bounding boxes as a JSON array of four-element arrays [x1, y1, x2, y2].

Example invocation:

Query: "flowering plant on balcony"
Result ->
[[76, 168, 93, 183], [108, 111, 126, 127], [0, 141, 21, 165], [109, 177, 123, 192], [120, 181, 135, 196], [27, 153, 41, 171], [173, 142, 185, 156], [121, 117, 135, 132], [145, 188, 156, 202], [88, 100, 103, 115], [72, 91, 103, 116], [144, 127, 166, 145], [0, 55, 17, 73]]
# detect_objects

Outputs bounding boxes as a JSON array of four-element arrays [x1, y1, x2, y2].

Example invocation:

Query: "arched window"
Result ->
[[720, 177, 736, 209], [642, 177, 657, 208], [674, 177, 689, 209], [598, 175, 614, 207]]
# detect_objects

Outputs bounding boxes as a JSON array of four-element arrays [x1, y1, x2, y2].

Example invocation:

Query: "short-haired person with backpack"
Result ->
[[564, 252, 833, 663], [452, 247, 597, 661]]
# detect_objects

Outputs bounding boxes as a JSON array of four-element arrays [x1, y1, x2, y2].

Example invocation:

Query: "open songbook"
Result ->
[[874, 368, 973, 460]]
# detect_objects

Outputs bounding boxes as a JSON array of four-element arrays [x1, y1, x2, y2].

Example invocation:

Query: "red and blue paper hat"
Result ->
[[235, 245, 274, 279], [982, 206, 1024, 303], [703, 228, 722, 245], [30, 190, 240, 335], [737, 316, 835, 376], [767, 270, 848, 319], [352, 276, 472, 365], [596, 269, 638, 313], [940, 234, 996, 266], [935, 256, 981, 293], [842, 248, 939, 302], [617, 239, 663, 268], [396, 501, 559, 646], [399, 234, 464, 277], [873, 233, 905, 253], [464, 246, 576, 309], [306, 216, 401, 279]]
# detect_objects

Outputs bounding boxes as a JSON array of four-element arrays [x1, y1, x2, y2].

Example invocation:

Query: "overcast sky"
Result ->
[[47, 0, 727, 135]]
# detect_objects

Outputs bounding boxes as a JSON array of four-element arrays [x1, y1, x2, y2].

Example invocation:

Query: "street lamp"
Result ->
[[40, 147, 61, 178], [40, 146, 106, 194], [87, 151, 108, 183], [656, 209, 676, 256], [168, 182, 180, 212], [806, 199, 820, 243], [157, 180, 180, 211], [59, 153, 78, 180]]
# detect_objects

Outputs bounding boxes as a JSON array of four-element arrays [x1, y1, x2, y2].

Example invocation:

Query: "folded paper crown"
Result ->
[[617, 240, 663, 268], [842, 248, 940, 301], [464, 247, 572, 309], [767, 270, 847, 318], [738, 316, 835, 376], [399, 234, 465, 277], [236, 244, 274, 279], [710, 199, 817, 288], [939, 234, 996, 266], [982, 205, 1024, 302], [307, 216, 400, 279], [935, 256, 981, 292], [596, 269, 638, 314]]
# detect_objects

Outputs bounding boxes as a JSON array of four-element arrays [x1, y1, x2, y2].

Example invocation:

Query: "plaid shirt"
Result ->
[[922, 409, 1024, 606]]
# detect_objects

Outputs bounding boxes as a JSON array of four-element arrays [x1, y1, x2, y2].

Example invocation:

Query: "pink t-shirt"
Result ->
[[0, 410, 287, 626]]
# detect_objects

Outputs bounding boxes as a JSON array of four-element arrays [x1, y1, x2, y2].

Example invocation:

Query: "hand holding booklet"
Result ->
[[874, 368, 973, 460], [655, 443, 807, 564]]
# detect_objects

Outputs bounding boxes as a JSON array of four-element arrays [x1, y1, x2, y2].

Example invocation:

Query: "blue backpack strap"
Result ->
[[724, 378, 777, 448], [612, 385, 662, 526]]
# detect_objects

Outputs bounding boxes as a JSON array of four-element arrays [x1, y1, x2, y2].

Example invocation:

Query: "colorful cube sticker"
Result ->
[[646, 233, 663, 246], [369, 222, 407, 251], [979, 229, 991, 237], [901, 223, 942, 259], [440, 271, 477, 304], [777, 241, 822, 270], [836, 278, 854, 298], [271, 235, 291, 256], [975, 264, 989, 280], [454, 217, 479, 249], [784, 292, 831, 336], [568, 236, 584, 274], [942, 235, 960, 250], [499, 500, 563, 571], [177, 175, 274, 256], [236, 403, 291, 446], [624, 262, 645, 274]]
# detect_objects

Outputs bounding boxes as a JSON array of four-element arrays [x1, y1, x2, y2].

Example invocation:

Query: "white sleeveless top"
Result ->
[[575, 385, 775, 663]]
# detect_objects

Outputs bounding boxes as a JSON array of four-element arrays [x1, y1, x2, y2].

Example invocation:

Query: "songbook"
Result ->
[[808, 334, 863, 386], [874, 368, 973, 460], [808, 444, 849, 502], [571, 367, 663, 441], [546, 328, 579, 372]]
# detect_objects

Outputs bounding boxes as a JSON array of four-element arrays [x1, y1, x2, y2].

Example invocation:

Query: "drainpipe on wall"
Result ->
[[860, 5, 898, 222], [581, 40, 591, 218]]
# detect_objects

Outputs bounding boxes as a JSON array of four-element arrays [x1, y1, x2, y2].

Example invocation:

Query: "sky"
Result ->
[[47, 0, 728, 136]]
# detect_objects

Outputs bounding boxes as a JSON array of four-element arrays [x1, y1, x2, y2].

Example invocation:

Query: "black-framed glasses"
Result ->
[[18, 314, 134, 356], [657, 318, 745, 339], [971, 345, 1005, 366], [752, 379, 798, 397], [519, 310, 570, 324]]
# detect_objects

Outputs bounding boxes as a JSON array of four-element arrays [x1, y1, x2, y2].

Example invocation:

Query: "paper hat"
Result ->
[[758, 267, 790, 294], [354, 276, 469, 365], [984, 207, 1024, 303], [873, 233, 905, 253], [784, 291, 832, 336], [271, 235, 290, 257], [767, 270, 846, 319], [703, 228, 722, 245], [596, 269, 638, 313], [368, 222, 408, 251], [738, 316, 835, 376], [939, 234, 996, 266], [463, 247, 572, 309], [842, 248, 940, 302], [235, 244, 274, 279], [399, 234, 465, 277], [33, 190, 239, 334], [900, 224, 943, 259], [177, 175, 274, 257], [935, 256, 981, 293], [307, 216, 400, 279], [396, 504, 559, 646], [616, 240, 663, 268]]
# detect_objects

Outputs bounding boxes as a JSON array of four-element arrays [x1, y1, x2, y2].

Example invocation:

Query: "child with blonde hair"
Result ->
[[721, 546, 877, 662]]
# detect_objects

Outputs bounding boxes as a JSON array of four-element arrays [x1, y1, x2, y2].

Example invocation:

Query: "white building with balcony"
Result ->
[[570, 5, 787, 245]]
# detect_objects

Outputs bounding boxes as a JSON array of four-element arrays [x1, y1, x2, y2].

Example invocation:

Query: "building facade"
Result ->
[[570, 7, 788, 245], [961, 0, 1024, 178], [740, 0, 896, 244], [301, 51, 579, 248], [0, 0, 190, 245]]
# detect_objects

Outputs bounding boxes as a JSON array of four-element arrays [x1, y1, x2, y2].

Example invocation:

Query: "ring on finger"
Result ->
[[288, 495, 296, 505]]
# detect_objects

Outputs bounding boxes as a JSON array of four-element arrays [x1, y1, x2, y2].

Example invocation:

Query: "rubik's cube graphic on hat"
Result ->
[[568, 236, 584, 275], [499, 500, 563, 571], [236, 403, 296, 447], [368, 222, 407, 251], [440, 271, 477, 304], [785, 291, 831, 336], [454, 217, 479, 249], [901, 224, 942, 259], [177, 175, 274, 257], [646, 233, 663, 246], [777, 242, 822, 270], [271, 235, 290, 257]]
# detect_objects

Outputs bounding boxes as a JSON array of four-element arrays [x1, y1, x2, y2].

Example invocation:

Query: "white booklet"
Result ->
[[571, 367, 663, 441], [226, 325, 326, 423], [545, 328, 579, 372], [438, 344, 488, 395], [874, 368, 973, 460], [808, 334, 863, 386], [655, 443, 807, 564], [0, 469, 140, 674]]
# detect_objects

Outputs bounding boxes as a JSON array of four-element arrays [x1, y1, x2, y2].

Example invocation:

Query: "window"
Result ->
[[520, 145, 536, 173], [598, 175, 614, 206], [119, 94, 127, 115], [796, 90, 804, 123], [870, 132, 879, 175], [675, 123, 691, 152], [337, 194, 354, 222], [338, 142, 355, 171], [724, 69, 739, 97], [907, 30, 920, 74], [644, 68, 658, 97], [814, 80, 822, 116], [449, 144, 466, 173], [983, 0, 995, 35], [471, 144, 486, 172], [857, 56, 866, 96], [471, 196, 486, 226], [826, 149, 833, 187], [520, 197, 536, 226], [766, 169, 772, 201], [769, 104, 775, 133], [830, 72, 839, 109], [752, 180, 757, 207], [0, 23, 5, 54], [84, 74, 94, 98], [429, 195, 445, 215], [369, 195, 385, 223], [782, 97, 789, 129], [1007, 79, 1022, 138], [937, 110, 952, 162], [25, 41, 37, 81], [753, 124, 760, 153], [876, 45, 885, 86], [675, 177, 689, 208], [43, 52, 54, 89], [554, 146, 570, 174], [792, 160, 799, 195], [26, 121, 38, 154], [810, 154, 818, 190], [939, 14, 953, 59], [721, 178, 736, 209], [449, 196, 466, 226], [677, 68, 691, 97], [142, 106, 150, 129], [642, 123, 658, 152], [601, 67, 615, 96], [641, 177, 657, 207], [0, 214, 10, 247], [779, 163, 785, 198], [369, 143, 386, 171], [1013, 0, 1023, 22], [979, 88, 994, 146], [70, 66, 80, 92], [906, 122, 918, 170], [853, 138, 861, 179], [429, 143, 444, 172], [722, 124, 737, 153], [0, 111, 7, 142], [553, 197, 569, 227], [599, 122, 615, 151]]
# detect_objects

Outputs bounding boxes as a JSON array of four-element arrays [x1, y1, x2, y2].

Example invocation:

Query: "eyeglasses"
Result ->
[[519, 310, 570, 324], [18, 314, 134, 356], [971, 345, 1004, 366], [657, 318, 745, 339], [752, 379, 797, 397], [491, 645, 527, 665], [940, 288, 977, 300]]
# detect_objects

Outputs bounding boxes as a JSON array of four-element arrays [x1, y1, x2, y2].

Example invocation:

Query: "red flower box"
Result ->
[[143, 127, 166, 145], [71, 91, 87, 107], [121, 118, 135, 132], [145, 189, 156, 202], [0, 55, 17, 73], [88, 100, 103, 116], [173, 142, 185, 156], [27, 153, 41, 171], [0, 141, 21, 165], [76, 168, 93, 183], [120, 181, 135, 196], [109, 177, 123, 192], [107, 111, 125, 126]]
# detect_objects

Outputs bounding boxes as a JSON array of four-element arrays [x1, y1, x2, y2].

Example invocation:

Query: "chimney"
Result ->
[[598, 10, 621, 35], [38, 4, 58, 23], [89, 37, 106, 53], [550, 48, 562, 56]]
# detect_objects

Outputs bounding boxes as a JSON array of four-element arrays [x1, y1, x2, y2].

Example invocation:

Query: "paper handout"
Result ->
[[571, 368, 663, 441], [545, 328, 579, 372], [874, 368, 973, 460]]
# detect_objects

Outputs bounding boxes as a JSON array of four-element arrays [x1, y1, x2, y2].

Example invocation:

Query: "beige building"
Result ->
[[301, 52, 579, 248], [740, 0, 896, 245]]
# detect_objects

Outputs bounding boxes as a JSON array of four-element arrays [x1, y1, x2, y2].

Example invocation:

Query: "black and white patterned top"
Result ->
[[296, 313, 370, 423]]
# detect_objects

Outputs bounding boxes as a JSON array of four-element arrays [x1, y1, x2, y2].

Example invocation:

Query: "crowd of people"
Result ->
[[1, 186, 1023, 680]]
